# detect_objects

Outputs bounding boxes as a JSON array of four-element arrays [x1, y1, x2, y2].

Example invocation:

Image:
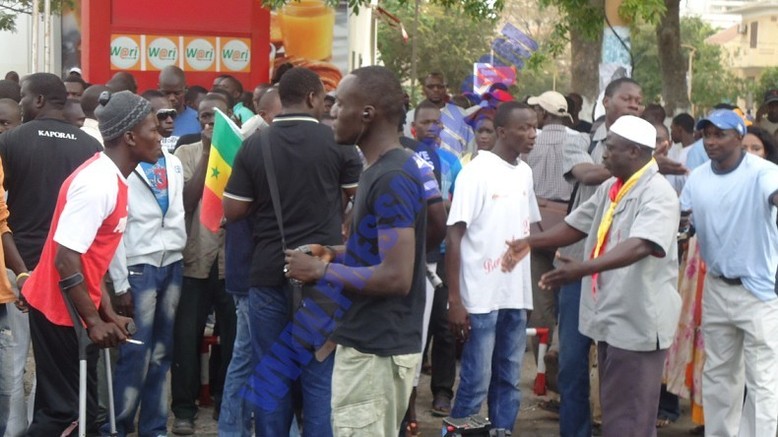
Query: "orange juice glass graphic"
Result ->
[[280, 0, 335, 61]]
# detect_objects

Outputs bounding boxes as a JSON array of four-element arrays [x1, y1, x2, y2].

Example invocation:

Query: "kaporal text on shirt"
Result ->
[[38, 130, 77, 140]]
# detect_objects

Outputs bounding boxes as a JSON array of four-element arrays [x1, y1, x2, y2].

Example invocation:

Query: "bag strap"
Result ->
[[259, 128, 287, 252], [259, 128, 304, 318], [567, 137, 600, 214]]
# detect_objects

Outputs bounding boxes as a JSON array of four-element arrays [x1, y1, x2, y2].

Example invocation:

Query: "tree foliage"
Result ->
[[376, 0, 495, 99], [535, 0, 665, 57], [0, 0, 70, 32], [758, 67, 778, 97], [261, 0, 502, 20], [680, 17, 740, 113], [626, 16, 741, 114]]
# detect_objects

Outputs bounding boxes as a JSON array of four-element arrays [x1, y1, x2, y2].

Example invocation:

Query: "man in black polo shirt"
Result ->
[[223, 67, 361, 436], [284, 65, 427, 436]]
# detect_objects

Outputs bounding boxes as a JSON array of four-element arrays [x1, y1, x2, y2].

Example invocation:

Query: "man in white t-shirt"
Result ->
[[446, 101, 540, 432]]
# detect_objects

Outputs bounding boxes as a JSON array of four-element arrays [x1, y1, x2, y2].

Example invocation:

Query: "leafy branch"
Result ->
[[258, 0, 503, 20]]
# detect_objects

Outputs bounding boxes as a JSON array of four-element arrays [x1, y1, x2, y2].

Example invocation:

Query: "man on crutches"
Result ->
[[23, 90, 163, 436]]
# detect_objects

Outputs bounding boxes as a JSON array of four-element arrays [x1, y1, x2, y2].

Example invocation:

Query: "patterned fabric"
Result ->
[[664, 236, 706, 425], [524, 124, 588, 201]]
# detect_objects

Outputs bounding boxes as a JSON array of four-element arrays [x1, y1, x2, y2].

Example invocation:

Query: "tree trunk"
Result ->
[[656, 0, 689, 115], [569, 0, 604, 102], [570, 27, 602, 101]]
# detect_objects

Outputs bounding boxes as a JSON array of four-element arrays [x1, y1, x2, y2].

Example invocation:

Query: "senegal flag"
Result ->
[[200, 109, 242, 232]]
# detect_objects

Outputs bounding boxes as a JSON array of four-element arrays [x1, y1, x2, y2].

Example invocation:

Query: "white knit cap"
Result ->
[[609, 115, 656, 149]]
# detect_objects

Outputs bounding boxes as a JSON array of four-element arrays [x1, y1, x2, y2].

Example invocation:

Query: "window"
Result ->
[[750, 21, 758, 48]]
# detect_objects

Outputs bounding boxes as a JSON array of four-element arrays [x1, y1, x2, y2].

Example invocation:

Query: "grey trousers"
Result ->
[[597, 342, 666, 437]]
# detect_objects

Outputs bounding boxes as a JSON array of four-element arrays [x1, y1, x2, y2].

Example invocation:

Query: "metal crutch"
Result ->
[[60, 284, 92, 437], [60, 284, 135, 437], [103, 319, 136, 437]]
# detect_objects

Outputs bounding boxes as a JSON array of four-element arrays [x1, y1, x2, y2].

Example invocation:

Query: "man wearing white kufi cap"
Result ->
[[503, 115, 681, 437]]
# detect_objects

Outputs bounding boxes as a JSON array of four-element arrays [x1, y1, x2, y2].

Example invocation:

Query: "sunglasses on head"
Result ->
[[156, 109, 177, 121]]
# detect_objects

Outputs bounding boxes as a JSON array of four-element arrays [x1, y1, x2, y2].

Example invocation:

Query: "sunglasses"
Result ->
[[156, 109, 177, 121]]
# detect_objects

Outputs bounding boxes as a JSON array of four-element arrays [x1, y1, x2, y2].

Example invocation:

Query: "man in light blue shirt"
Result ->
[[159, 66, 201, 138], [214, 75, 255, 125], [680, 109, 778, 437]]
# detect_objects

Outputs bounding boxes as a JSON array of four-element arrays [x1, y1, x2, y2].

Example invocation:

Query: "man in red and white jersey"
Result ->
[[24, 90, 163, 436]]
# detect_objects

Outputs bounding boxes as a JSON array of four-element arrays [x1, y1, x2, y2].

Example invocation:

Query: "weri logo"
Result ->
[[110, 36, 140, 70], [147, 37, 178, 70], [221, 39, 250, 72], [185, 38, 215, 71]]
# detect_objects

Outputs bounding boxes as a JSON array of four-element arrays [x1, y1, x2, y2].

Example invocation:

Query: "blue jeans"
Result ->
[[0, 303, 12, 436], [451, 309, 527, 431], [558, 281, 592, 437], [219, 294, 257, 437], [247, 286, 334, 437], [101, 262, 182, 437]]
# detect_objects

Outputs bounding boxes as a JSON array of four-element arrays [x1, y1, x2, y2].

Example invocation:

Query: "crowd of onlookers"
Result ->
[[0, 62, 777, 437]]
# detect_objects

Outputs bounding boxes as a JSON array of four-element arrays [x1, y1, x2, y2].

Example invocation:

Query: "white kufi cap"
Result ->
[[609, 115, 656, 149]]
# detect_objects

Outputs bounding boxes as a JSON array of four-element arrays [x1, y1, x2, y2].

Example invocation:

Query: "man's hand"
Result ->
[[448, 301, 471, 343], [284, 249, 328, 283], [655, 155, 688, 176], [294, 244, 336, 263], [115, 292, 134, 319], [502, 239, 531, 272], [539, 254, 588, 290], [87, 320, 127, 348], [14, 296, 29, 313], [15, 275, 30, 312]]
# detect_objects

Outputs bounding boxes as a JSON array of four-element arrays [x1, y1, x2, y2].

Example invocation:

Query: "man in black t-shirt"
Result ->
[[284, 66, 427, 436], [0, 72, 101, 270], [0, 72, 101, 435], [223, 67, 361, 437]]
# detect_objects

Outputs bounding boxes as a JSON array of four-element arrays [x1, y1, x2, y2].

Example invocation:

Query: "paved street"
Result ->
[[159, 352, 698, 436]]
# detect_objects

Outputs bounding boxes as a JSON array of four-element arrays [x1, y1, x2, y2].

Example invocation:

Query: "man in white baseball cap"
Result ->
[[528, 90, 573, 123], [505, 115, 682, 437], [523, 90, 588, 381]]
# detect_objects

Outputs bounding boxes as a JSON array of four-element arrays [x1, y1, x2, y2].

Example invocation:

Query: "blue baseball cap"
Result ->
[[695, 109, 746, 136]]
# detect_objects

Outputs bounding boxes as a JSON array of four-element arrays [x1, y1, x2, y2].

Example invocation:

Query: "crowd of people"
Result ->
[[0, 62, 776, 437]]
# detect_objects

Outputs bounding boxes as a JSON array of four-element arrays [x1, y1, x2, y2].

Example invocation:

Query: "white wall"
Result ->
[[0, 13, 62, 77]]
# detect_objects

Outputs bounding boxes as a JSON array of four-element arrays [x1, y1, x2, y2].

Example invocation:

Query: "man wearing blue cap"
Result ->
[[680, 108, 778, 436]]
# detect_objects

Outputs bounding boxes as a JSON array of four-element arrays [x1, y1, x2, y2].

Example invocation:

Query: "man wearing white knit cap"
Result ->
[[505, 115, 681, 437]]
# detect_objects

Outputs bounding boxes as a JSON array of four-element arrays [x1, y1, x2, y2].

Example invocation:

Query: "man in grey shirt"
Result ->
[[506, 115, 680, 437], [550, 77, 644, 437]]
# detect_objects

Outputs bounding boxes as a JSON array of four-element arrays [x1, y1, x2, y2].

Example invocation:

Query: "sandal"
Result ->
[[406, 419, 421, 437], [656, 417, 673, 428], [431, 394, 452, 417], [538, 399, 561, 414], [689, 425, 705, 435]]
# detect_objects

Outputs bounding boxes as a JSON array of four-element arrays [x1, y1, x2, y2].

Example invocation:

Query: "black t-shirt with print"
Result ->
[[331, 147, 428, 356], [224, 114, 362, 288], [0, 118, 102, 268]]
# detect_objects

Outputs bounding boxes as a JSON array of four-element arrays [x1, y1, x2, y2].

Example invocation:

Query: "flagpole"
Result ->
[[410, 0, 419, 102]]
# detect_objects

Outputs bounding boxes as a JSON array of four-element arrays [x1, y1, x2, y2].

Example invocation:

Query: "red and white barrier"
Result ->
[[198, 335, 219, 406], [526, 327, 550, 396]]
